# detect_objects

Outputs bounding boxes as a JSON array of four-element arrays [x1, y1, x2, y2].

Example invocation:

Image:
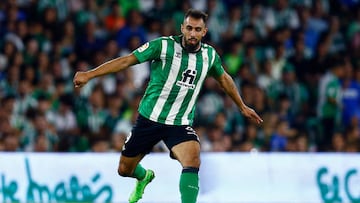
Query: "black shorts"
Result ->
[[121, 114, 199, 158]]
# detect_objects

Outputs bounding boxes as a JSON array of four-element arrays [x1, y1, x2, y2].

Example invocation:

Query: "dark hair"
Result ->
[[328, 55, 345, 70], [184, 9, 208, 23]]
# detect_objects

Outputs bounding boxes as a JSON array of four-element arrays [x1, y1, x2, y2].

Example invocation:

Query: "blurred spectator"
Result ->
[[355, 64, 360, 84], [240, 25, 259, 46], [264, 0, 300, 32], [116, 9, 147, 49], [2, 4, 26, 51], [204, 124, 230, 152], [257, 59, 275, 90], [34, 52, 50, 80], [23, 38, 39, 66], [305, 34, 332, 114], [305, 0, 330, 51], [206, 0, 227, 44], [172, 1, 191, 34], [245, 3, 267, 39], [119, 35, 150, 89], [327, 16, 346, 54], [146, 0, 173, 22], [317, 58, 345, 151], [14, 79, 37, 115], [75, 20, 106, 61], [288, 33, 311, 83], [296, 131, 310, 152], [76, 84, 108, 134], [221, 6, 244, 42], [103, 92, 125, 134], [119, 0, 140, 17], [269, 42, 287, 80], [104, 1, 125, 34], [234, 63, 255, 89], [22, 108, 58, 152], [341, 57, 360, 128], [36, 93, 52, 118], [344, 125, 360, 145], [1, 94, 23, 130], [243, 44, 260, 75], [267, 63, 308, 120], [48, 94, 79, 151], [347, 8, 360, 42], [270, 119, 296, 151], [37, 0, 68, 22], [296, 8, 318, 54], [74, 1, 99, 27], [344, 141, 359, 152], [285, 136, 298, 152], [240, 123, 263, 151], [41, 7, 61, 43], [329, 132, 345, 152], [58, 20, 76, 58], [2, 130, 21, 152], [91, 136, 111, 152], [0, 63, 20, 97], [110, 130, 126, 152], [221, 95, 244, 142], [223, 38, 243, 76], [252, 85, 269, 117], [33, 72, 55, 99], [196, 78, 224, 125], [275, 94, 293, 124], [0, 41, 17, 72], [145, 18, 162, 41]]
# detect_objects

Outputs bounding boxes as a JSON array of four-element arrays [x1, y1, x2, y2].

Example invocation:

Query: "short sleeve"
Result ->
[[132, 38, 162, 63], [208, 52, 225, 78]]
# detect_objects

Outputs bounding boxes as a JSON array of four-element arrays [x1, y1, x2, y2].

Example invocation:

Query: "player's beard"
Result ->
[[184, 37, 200, 52]]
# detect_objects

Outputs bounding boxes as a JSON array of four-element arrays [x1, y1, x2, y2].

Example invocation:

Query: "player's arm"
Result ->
[[215, 72, 263, 124], [73, 54, 139, 88]]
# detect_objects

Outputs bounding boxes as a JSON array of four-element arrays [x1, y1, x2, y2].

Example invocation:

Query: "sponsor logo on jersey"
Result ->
[[176, 69, 197, 89]]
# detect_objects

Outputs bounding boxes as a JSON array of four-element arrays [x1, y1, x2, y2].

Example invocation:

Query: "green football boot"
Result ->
[[129, 169, 155, 203]]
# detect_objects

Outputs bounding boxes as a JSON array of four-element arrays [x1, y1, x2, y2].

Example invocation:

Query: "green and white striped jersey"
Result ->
[[133, 35, 224, 126]]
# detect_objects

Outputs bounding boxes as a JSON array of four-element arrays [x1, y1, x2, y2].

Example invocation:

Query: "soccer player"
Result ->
[[73, 9, 263, 203]]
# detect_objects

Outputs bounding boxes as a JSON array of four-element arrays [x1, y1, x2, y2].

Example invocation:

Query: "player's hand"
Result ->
[[240, 106, 263, 124], [73, 71, 89, 88]]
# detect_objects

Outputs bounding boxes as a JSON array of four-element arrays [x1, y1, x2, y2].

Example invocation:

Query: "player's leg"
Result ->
[[118, 153, 145, 178], [163, 125, 201, 203], [172, 140, 201, 203], [118, 154, 155, 203], [119, 114, 161, 203]]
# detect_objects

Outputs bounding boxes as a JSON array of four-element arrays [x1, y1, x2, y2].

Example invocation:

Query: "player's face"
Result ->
[[181, 17, 207, 52]]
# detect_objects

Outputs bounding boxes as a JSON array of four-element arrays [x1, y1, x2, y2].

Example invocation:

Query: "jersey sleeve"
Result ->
[[132, 38, 162, 63], [208, 52, 225, 78]]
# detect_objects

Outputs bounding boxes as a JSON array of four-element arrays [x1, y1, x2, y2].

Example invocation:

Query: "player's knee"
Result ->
[[183, 155, 201, 168], [117, 163, 132, 177], [192, 156, 201, 168]]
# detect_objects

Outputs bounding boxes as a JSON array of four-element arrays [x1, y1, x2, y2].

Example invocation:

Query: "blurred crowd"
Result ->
[[0, 0, 359, 153]]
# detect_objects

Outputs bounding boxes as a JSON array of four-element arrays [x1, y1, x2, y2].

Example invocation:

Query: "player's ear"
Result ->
[[202, 27, 208, 37], [180, 24, 184, 34]]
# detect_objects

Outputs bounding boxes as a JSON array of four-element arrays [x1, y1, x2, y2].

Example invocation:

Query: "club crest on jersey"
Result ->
[[176, 69, 197, 89], [137, 42, 149, 52]]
